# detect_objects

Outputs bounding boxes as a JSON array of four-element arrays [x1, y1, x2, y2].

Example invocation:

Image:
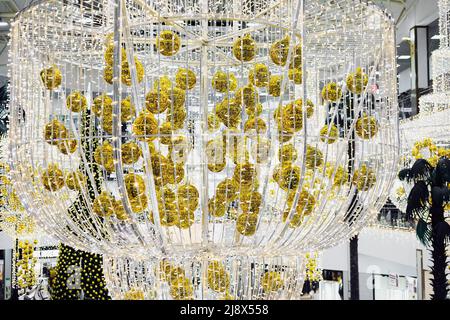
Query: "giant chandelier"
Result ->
[[9, 0, 399, 299]]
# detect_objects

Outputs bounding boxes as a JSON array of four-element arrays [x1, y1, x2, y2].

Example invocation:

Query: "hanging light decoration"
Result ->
[[8, 0, 399, 299]]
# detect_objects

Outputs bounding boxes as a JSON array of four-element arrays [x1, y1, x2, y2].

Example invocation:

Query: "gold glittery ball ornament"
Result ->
[[207, 113, 221, 132], [123, 288, 144, 300], [287, 189, 316, 216], [352, 164, 377, 191], [159, 122, 173, 145], [40, 65, 62, 90], [94, 141, 115, 172], [246, 103, 263, 118], [322, 82, 343, 102], [166, 106, 187, 130], [170, 277, 194, 300], [270, 36, 290, 66], [175, 68, 196, 90], [120, 96, 136, 122], [320, 124, 339, 144], [207, 261, 230, 293], [248, 63, 270, 87], [121, 57, 145, 86], [41, 164, 65, 191], [129, 193, 149, 213], [326, 164, 349, 187], [124, 173, 146, 198], [215, 97, 241, 128], [114, 200, 128, 221], [211, 71, 237, 93], [92, 94, 112, 117], [132, 111, 158, 142], [103, 65, 113, 84], [104, 43, 127, 66], [240, 191, 262, 215], [275, 163, 301, 190], [57, 135, 77, 155], [93, 191, 115, 217], [346, 67, 369, 94], [235, 84, 258, 108], [268, 75, 283, 97], [66, 91, 87, 112], [233, 162, 257, 187], [216, 178, 239, 202], [65, 170, 87, 191], [279, 143, 298, 163], [250, 137, 271, 164], [281, 101, 304, 132], [355, 114, 379, 139], [232, 33, 256, 62], [208, 197, 227, 218], [261, 271, 284, 292], [244, 117, 267, 135], [165, 161, 185, 185], [156, 30, 181, 57], [305, 145, 323, 169], [168, 87, 186, 108], [153, 75, 173, 91], [288, 68, 303, 84], [177, 184, 199, 211], [236, 213, 258, 236], [43, 119, 68, 145], [168, 135, 191, 164], [121, 141, 142, 165]]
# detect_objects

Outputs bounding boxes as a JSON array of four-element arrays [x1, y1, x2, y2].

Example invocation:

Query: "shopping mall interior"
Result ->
[[0, 0, 448, 302]]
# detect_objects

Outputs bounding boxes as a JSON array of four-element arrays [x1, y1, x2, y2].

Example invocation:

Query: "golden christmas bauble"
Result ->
[[120, 96, 136, 122], [355, 114, 379, 140], [235, 84, 258, 108], [268, 75, 282, 97], [208, 197, 227, 218], [92, 94, 112, 117], [175, 68, 196, 90], [216, 178, 239, 202], [288, 68, 302, 84], [261, 271, 283, 292], [248, 63, 270, 87], [43, 119, 68, 145], [207, 261, 230, 293], [246, 103, 263, 118], [132, 111, 158, 142], [65, 170, 86, 191], [57, 136, 77, 155], [270, 36, 290, 66], [124, 173, 146, 198], [232, 33, 256, 62], [166, 106, 187, 130], [244, 117, 267, 135], [40, 65, 62, 90], [170, 277, 194, 300], [275, 163, 301, 190], [94, 141, 115, 173], [167, 86, 186, 108], [207, 113, 221, 132], [93, 191, 115, 217], [279, 143, 298, 163], [41, 164, 65, 191], [346, 67, 369, 94], [103, 65, 113, 84], [121, 58, 145, 86], [121, 141, 142, 165], [211, 71, 237, 93], [236, 213, 258, 236], [129, 193, 148, 213], [66, 91, 87, 113], [215, 97, 241, 128], [159, 122, 174, 145], [322, 82, 343, 102], [352, 165, 377, 191], [177, 184, 199, 211], [240, 191, 262, 215], [320, 124, 339, 144], [233, 162, 257, 187], [156, 30, 181, 57], [153, 75, 173, 91], [305, 145, 323, 169]]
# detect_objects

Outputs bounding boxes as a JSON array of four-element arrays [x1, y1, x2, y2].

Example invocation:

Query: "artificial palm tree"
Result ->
[[399, 157, 450, 300]]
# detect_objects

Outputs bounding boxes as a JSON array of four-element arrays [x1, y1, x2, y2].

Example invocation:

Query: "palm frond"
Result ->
[[431, 186, 450, 207], [406, 181, 429, 217], [435, 157, 450, 184], [435, 221, 450, 245], [398, 168, 412, 182], [416, 218, 432, 247], [410, 159, 433, 181]]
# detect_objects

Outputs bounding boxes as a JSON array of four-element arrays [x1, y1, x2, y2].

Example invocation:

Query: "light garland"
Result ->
[[8, 0, 399, 299]]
